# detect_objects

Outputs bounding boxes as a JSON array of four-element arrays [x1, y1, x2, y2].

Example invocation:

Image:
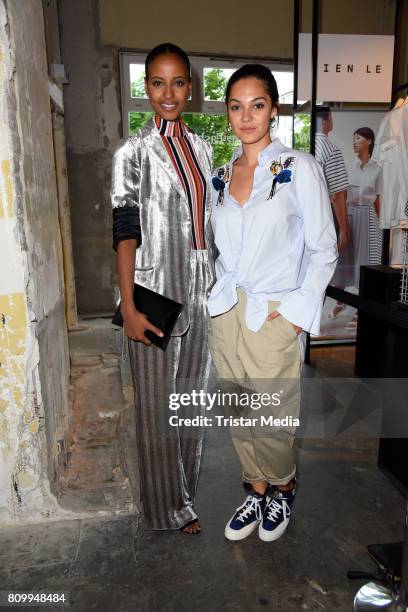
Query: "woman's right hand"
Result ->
[[121, 305, 164, 346]]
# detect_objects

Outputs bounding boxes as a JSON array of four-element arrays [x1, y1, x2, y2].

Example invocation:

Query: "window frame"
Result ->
[[119, 52, 293, 137]]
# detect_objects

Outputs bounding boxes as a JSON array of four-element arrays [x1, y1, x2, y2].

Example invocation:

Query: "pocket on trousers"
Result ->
[[268, 314, 298, 346], [278, 315, 299, 341]]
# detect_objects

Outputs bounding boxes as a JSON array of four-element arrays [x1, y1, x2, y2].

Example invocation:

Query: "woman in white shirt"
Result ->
[[208, 64, 338, 542], [348, 128, 383, 282], [331, 128, 383, 327]]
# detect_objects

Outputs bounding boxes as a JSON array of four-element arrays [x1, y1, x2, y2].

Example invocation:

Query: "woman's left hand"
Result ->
[[267, 311, 302, 335]]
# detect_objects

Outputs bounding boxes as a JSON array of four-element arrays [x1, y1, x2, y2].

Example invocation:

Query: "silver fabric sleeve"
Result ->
[[111, 138, 140, 209]]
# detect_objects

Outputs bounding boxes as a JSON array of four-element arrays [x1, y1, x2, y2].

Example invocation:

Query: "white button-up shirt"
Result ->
[[207, 139, 338, 335], [347, 158, 381, 207], [372, 103, 408, 229]]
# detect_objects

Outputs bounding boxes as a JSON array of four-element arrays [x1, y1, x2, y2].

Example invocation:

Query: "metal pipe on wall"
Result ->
[[52, 110, 78, 330]]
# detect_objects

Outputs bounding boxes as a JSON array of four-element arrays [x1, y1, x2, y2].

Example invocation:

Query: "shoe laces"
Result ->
[[265, 497, 289, 523], [236, 495, 264, 523]]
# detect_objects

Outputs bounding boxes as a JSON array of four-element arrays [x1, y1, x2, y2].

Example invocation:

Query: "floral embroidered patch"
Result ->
[[267, 155, 295, 200], [212, 164, 230, 206]]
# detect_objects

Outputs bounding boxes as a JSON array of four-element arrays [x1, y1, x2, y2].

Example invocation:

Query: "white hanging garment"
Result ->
[[372, 104, 408, 229]]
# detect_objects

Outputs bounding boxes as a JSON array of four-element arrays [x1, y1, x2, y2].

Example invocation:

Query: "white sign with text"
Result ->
[[298, 34, 394, 103]]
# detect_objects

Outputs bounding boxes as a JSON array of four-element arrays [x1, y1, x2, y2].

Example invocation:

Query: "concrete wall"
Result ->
[[0, 0, 70, 523], [60, 0, 121, 315], [301, 0, 396, 34], [43, 0, 78, 330], [321, 0, 395, 34], [99, 0, 395, 51], [99, 0, 294, 59]]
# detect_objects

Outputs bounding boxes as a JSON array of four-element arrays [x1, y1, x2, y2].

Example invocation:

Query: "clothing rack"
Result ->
[[386, 79, 408, 307], [393, 80, 408, 95], [401, 238, 408, 304], [394, 83, 408, 306], [399, 227, 408, 307]]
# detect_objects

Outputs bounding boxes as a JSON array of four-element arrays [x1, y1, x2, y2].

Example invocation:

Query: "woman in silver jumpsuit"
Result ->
[[111, 43, 214, 533]]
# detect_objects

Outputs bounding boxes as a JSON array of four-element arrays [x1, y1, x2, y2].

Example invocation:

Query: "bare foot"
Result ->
[[181, 519, 202, 534], [277, 483, 294, 492]]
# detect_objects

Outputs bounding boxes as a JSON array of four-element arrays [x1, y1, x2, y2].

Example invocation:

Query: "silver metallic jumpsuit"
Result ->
[[111, 116, 215, 529]]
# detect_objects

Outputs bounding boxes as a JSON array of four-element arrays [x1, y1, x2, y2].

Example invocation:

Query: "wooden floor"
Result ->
[[310, 344, 356, 378]]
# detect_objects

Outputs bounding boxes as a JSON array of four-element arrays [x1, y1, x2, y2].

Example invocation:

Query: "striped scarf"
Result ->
[[155, 115, 206, 250]]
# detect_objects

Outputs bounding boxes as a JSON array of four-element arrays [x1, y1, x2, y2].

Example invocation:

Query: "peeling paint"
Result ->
[[11, 387, 21, 404], [0, 293, 27, 354], [0, 46, 4, 131], [17, 470, 34, 489], [0, 159, 13, 217], [0, 0, 70, 524], [29, 419, 39, 434], [0, 294, 27, 420], [12, 477, 22, 504]]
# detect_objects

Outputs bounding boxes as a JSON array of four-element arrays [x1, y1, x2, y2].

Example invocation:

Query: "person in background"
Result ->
[[111, 43, 214, 534], [315, 106, 351, 318], [342, 127, 382, 329]]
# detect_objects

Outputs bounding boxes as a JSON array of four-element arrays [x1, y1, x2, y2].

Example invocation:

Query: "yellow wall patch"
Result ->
[[0, 293, 27, 351], [0, 160, 14, 218], [0, 293, 27, 416]]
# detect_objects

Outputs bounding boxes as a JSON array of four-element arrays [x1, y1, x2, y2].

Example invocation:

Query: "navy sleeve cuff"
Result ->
[[112, 206, 142, 251]]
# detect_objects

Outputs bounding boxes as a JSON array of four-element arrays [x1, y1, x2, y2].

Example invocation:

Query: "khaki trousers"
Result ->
[[209, 289, 302, 486]]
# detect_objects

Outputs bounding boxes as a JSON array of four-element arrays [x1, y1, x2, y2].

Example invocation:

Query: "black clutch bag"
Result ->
[[112, 284, 183, 351]]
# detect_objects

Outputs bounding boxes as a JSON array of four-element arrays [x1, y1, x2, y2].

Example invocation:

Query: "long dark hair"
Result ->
[[354, 127, 375, 157], [225, 64, 279, 110], [145, 43, 191, 80]]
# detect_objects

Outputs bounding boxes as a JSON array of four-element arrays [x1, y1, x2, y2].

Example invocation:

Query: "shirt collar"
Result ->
[[354, 157, 376, 169], [154, 115, 188, 138], [230, 138, 286, 168]]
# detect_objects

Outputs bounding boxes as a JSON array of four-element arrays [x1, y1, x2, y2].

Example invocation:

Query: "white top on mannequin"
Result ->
[[372, 104, 408, 229], [347, 158, 381, 207]]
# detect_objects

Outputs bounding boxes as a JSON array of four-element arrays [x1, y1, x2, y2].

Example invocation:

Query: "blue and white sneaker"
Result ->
[[225, 489, 267, 541], [258, 479, 297, 542]]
